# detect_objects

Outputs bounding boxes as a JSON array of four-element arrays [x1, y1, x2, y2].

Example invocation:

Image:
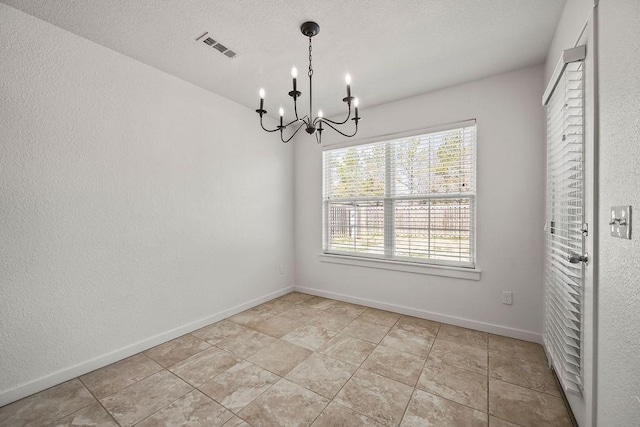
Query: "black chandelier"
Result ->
[[256, 21, 361, 144]]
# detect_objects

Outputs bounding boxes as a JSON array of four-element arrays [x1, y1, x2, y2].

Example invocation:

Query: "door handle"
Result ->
[[567, 253, 588, 264]]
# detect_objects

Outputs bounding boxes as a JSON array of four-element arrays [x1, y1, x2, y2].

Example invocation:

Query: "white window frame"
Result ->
[[322, 119, 478, 275]]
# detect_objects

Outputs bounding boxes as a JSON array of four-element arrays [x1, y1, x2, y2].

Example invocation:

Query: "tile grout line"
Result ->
[[244, 315, 353, 423], [76, 376, 123, 427], [488, 375, 566, 399], [190, 353, 266, 424], [223, 294, 340, 424], [148, 338, 214, 371], [189, 342, 286, 420], [424, 325, 493, 417], [486, 340, 566, 400], [79, 355, 165, 395], [307, 310, 402, 425], [396, 321, 440, 425], [164, 346, 231, 387], [130, 370, 195, 426], [191, 303, 329, 416], [321, 307, 477, 425], [80, 353, 166, 400], [44, 391, 103, 426], [491, 413, 527, 427], [182, 298, 344, 424], [416, 332, 495, 416], [413, 388, 490, 419], [404, 329, 499, 421], [324, 314, 409, 425], [398, 387, 418, 427]]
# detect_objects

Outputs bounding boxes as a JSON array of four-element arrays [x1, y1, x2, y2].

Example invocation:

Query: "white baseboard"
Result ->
[[294, 285, 542, 344], [0, 286, 293, 408]]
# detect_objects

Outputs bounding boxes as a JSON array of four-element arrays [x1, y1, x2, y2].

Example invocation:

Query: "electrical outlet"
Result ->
[[502, 291, 513, 305]]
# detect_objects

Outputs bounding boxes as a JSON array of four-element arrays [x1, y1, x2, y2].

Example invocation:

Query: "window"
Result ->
[[322, 121, 476, 268]]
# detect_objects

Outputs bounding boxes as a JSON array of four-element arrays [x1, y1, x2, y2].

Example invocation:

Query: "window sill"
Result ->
[[318, 254, 481, 281]]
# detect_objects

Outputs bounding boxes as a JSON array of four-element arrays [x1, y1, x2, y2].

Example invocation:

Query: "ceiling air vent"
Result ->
[[196, 32, 237, 59], [213, 43, 227, 53]]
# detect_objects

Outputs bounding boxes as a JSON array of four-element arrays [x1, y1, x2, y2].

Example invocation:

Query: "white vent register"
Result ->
[[196, 32, 236, 58]]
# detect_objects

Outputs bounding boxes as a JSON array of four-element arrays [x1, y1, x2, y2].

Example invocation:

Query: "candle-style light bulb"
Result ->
[[259, 88, 265, 111], [354, 98, 359, 119], [317, 110, 323, 131], [291, 66, 298, 94], [279, 107, 284, 127], [318, 110, 323, 118], [345, 74, 352, 98]]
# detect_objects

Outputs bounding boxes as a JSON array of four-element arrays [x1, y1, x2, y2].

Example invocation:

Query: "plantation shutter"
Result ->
[[322, 121, 476, 267], [543, 56, 585, 394]]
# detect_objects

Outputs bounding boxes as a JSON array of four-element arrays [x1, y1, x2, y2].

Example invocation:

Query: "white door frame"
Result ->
[[579, 5, 598, 426]]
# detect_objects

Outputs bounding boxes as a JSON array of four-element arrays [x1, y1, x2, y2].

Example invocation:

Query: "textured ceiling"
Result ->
[[3, 0, 565, 118]]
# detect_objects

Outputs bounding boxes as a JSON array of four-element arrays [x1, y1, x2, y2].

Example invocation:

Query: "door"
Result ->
[[542, 11, 597, 427], [544, 55, 586, 395]]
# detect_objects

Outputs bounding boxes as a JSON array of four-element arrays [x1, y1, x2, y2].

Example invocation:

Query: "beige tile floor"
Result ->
[[0, 292, 574, 426]]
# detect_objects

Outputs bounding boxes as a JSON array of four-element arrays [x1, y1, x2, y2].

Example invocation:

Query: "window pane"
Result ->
[[328, 201, 384, 255], [394, 199, 430, 258], [393, 137, 434, 196], [394, 127, 475, 196], [394, 198, 472, 263], [324, 143, 385, 198], [429, 198, 472, 262]]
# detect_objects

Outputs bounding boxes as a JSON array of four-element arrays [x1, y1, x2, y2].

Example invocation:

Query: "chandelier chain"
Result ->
[[308, 37, 313, 78]]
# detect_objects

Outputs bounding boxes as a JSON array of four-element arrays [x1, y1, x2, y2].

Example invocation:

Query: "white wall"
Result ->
[[294, 65, 546, 340], [597, 0, 640, 424], [0, 4, 294, 405], [545, 0, 594, 80]]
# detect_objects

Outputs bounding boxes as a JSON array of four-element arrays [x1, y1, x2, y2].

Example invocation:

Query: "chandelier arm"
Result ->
[[316, 104, 352, 126], [283, 116, 302, 128], [284, 114, 308, 128], [315, 132, 321, 144], [260, 115, 280, 133], [280, 122, 306, 143], [294, 97, 300, 121], [321, 119, 358, 138]]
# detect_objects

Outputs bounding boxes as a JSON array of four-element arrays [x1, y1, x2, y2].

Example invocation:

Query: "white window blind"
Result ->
[[544, 60, 584, 394], [322, 122, 476, 268]]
